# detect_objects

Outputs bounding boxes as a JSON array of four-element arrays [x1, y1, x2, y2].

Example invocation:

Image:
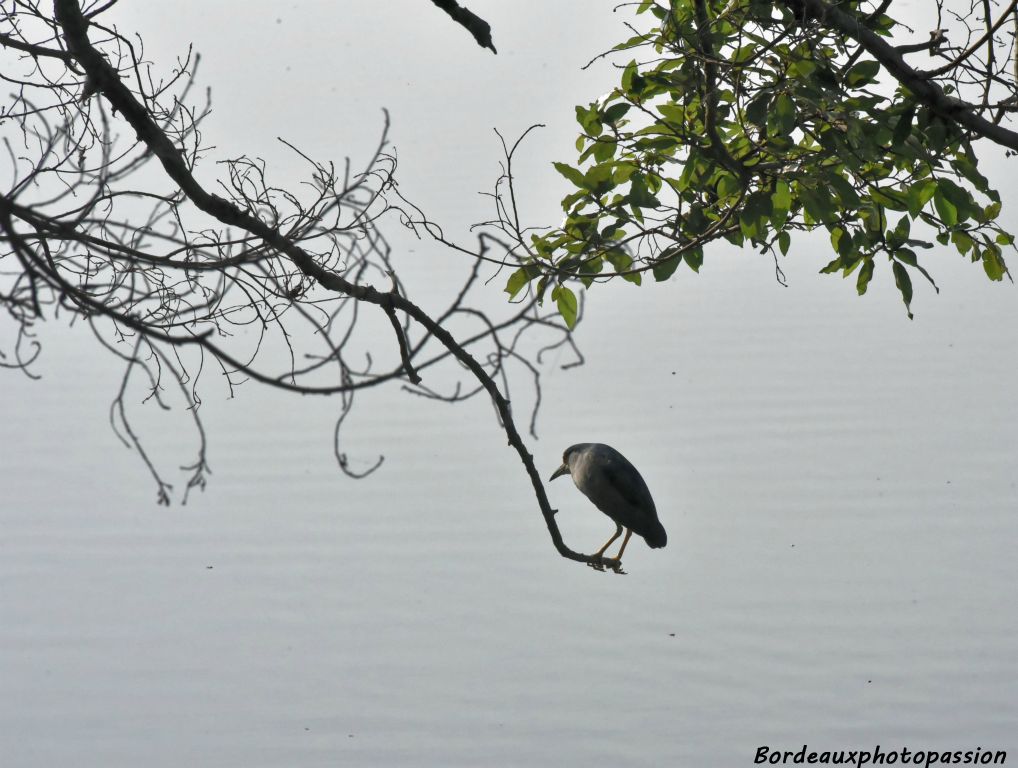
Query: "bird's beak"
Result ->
[[549, 462, 569, 482]]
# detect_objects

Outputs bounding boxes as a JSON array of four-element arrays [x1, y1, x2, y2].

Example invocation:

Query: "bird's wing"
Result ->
[[600, 459, 651, 512], [582, 456, 658, 535]]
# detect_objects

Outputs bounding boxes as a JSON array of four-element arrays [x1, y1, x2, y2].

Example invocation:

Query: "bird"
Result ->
[[549, 442, 666, 563]]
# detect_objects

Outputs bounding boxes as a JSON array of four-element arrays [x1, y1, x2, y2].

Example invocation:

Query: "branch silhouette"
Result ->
[[1, 1, 618, 570]]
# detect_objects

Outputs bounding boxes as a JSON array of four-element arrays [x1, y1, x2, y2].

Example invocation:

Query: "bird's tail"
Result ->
[[644, 521, 667, 549]]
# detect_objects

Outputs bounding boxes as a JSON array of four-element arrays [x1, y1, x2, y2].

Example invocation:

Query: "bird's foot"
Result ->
[[604, 557, 626, 575], [587, 555, 626, 575]]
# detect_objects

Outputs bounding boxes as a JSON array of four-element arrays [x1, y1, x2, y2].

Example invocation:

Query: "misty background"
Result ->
[[2, 2, 1016, 766]]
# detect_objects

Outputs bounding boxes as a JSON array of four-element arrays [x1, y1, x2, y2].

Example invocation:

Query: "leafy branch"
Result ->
[[512, 0, 1016, 319]]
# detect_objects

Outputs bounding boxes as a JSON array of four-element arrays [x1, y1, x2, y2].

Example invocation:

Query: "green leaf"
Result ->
[[828, 173, 861, 209], [845, 60, 880, 88], [621, 60, 638, 91], [603, 102, 631, 123], [629, 174, 661, 208], [892, 261, 914, 318], [574, 105, 603, 136], [895, 250, 939, 292], [612, 163, 638, 184], [933, 184, 959, 227], [553, 162, 586, 188], [841, 254, 864, 277], [772, 93, 796, 135], [592, 137, 618, 162], [800, 187, 835, 224], [505, 265, 539, 298], [778, 231, 791, 257], [870, 187, 908, 211], [887, 215, 911, 250], [553, 285, 579, 328], [789, 59, 816, 79], [746, 93, 771, 126], [716, 172, 741, 200], [820, 257, 842, 275], [621, 60, 647, 95], [771, 181, 792, 228], [831, 227, 854, 259], [623, 271, 642, 285], [584, 163, 617, 195], [606, 248, 632, 273], [535, 275, 549, 302], [937, 178, 974, 222], [684, 249, 703, 273], [982, 249, 1007, 281], [652, 251, 682, 281], [952, 152, 991, 194], [951, 230, 974, 255], [891, 106, 916, 149], [906, 180, 937, 218], [637, 135, 679, 151], [739, 193, 771, 242], [856, 258, 874, 295]]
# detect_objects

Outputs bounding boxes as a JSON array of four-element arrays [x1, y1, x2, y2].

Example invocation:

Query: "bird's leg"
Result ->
[[594, 523, 624, 559], [609, 529, 634, 562]]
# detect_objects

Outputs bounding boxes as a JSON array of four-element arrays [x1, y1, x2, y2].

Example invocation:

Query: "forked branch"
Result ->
[[36, 0, 615, 570]]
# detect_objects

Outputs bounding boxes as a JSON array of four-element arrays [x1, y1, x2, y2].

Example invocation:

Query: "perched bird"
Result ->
[[549, 443, 666, 562]]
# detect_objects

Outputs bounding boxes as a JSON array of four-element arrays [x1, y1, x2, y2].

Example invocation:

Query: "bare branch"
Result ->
[[0, 1, 627, 571]]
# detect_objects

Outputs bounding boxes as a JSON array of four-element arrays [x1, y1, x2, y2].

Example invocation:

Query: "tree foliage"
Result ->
[[508, 0, 1018, 318]]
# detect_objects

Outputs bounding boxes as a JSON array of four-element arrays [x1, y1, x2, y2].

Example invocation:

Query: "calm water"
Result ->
[[3, 3, 1017, 766], [4, 254, 1015, 767]]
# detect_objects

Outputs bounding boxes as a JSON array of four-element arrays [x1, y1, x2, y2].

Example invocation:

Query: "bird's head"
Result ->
[[548, 444, 584, 482]]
